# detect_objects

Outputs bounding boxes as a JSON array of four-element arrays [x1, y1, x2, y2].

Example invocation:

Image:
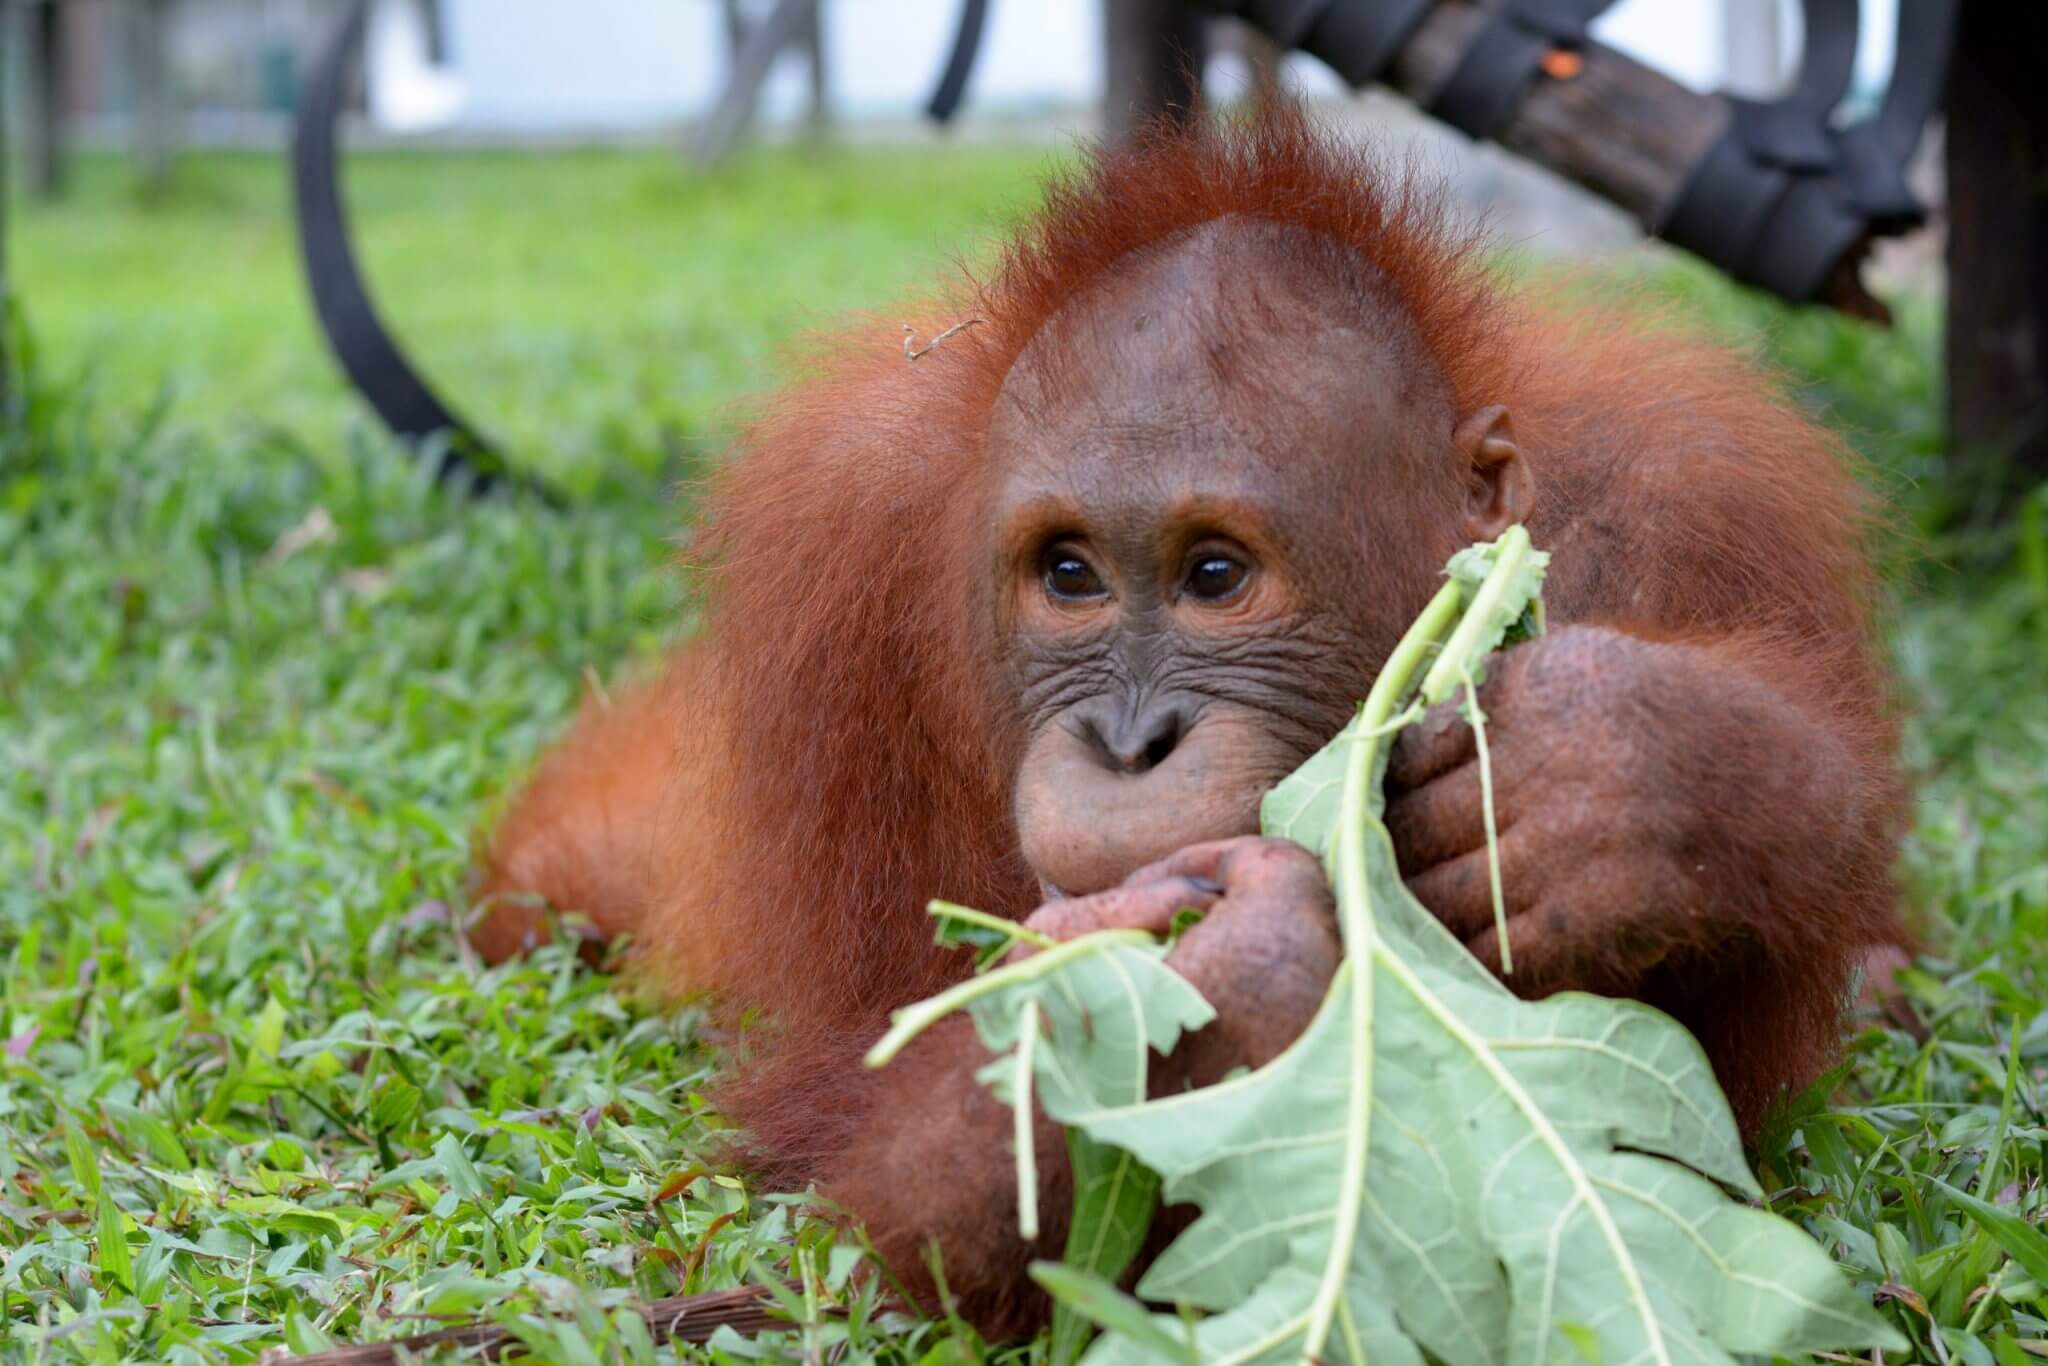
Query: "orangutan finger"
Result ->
[[1014, 875, 1224, 957], [1461, 860, 1692, 992], [1404, 822, 1544, 941], [1119, 837, 1249, 890], [1382, 759, 1492, 871], [1129, 837, 1329, 917], [1385, 695, 1479, 793]]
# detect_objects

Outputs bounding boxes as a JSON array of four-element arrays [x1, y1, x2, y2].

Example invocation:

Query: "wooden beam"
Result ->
[[1944, 0, 2048, 484], [1388, 3, 1726, 233]]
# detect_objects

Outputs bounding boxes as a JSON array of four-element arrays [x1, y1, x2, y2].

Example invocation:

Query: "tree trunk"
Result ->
[[22, 0, 66, 199], [802, 0, 828, 140], [690, 0, 815, 166], [1103, 0, 1206, 143], [128, 0, 174, 193], [1944, 1, 2048, 485]]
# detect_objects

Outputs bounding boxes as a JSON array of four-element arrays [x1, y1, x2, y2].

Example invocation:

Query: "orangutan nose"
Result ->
[[1077, 699, 1188, 775]]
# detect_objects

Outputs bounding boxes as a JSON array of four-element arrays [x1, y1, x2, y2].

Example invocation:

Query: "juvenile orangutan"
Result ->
[[470, 108, 1901, 1336]]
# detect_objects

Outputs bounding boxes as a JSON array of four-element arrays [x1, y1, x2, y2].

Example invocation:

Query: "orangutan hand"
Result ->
[[1017, 836, 1341, 1091], [1384, 623, 1857, 994]]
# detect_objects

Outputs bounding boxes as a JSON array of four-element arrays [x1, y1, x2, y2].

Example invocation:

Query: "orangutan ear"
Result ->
[[1453, 405, 1533, 542]]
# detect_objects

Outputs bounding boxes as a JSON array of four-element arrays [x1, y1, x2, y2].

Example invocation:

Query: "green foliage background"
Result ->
[[1, 148, 2044, 1363]]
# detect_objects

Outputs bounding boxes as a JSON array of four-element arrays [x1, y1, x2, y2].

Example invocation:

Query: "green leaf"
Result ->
[[251, 995, 289, 1061], [1030, 1262, 1196, 1365], [960, 939, 1213, 1125], [65, 1126, 102, 1201], [435, 1131, 489, 1203], [930, 898, 1051, 969], [1052, 1132, 1162, 1365], [97, 1183, 134, 1293], [864, 929, 1205, 1074], [105, 1102, 192, 1172], [1934, 1179, 2048, 1288]]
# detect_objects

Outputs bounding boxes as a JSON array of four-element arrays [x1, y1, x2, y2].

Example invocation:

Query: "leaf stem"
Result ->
[[1298, 577, 1462, 1360], [862, 930, 1156, 1069], [1015, 999, 1042, 1240], [1460, 664, 1511, 975], [928, 899, 1058, 951]]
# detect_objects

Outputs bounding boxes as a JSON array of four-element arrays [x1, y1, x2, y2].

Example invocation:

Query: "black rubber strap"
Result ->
[[925, 0, 990, 125], [1721, 0, 1858, 173], [1195, 0, 1432, 89], [291, 0, 519, 493], [1662, 0, 1956, 301], [1426, 0, 1616, 142], [1833, 0, 1957, 223], [1659, 0, 1858, 276]]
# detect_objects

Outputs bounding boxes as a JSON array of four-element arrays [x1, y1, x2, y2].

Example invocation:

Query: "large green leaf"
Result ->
[[874, 529, 1905, 1365], [1080, 827, 1890, 1363]]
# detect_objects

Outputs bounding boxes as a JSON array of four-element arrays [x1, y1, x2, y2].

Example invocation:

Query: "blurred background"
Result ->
[[0, 0, 1950, 489], [4, 8, 2047, 1359]]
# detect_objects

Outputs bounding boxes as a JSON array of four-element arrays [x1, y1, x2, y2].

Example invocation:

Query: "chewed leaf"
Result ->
[[1442, 536, 1549, 658], [1260, 529, 1544, 857], [930, 898, 1053, 970], [969, 938, 1214, 1122]]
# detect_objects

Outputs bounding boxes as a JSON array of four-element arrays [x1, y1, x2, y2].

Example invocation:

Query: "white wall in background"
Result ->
[[370, 0, 1900, 136]]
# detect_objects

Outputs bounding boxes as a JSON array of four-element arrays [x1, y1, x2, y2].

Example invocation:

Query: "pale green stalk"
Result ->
[[1460, 664, 1511, 974], [1015, 999, 1043, 1239], [1337, 524, 1666, 1364], [864, 929, 1156, 1068], [928, 899, 1058, 950], [1297, 578, 1461, 1362]]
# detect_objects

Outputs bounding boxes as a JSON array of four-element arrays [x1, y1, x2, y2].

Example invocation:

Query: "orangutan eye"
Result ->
[[1042, 549, 1107, 602], [1185, 554, 1248, 602]]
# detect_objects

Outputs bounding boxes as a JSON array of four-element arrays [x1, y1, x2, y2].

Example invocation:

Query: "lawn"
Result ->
[[2, 146, 2045, 1364]]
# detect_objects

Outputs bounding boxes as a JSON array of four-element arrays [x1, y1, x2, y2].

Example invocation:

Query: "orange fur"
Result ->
[[472, 105, 1901, 1274]]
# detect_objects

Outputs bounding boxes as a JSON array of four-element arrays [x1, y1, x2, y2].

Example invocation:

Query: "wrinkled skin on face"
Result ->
[[987, 218, 1509, 901]]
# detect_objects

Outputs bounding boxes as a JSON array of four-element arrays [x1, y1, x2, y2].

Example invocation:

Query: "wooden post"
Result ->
[[21, 0, 66, 199], [1103, 0, 1206, 143], [802, 0, 828, 140], [690, 0, 815, 165], [1, 0, 11, 408], [128, 0, 174, 193], [1944, 1, 2048, 483]]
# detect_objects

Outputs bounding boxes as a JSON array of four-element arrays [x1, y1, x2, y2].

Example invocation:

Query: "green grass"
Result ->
[[2, 147, 2046, 1364], [9, 145, 1058, 490]]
